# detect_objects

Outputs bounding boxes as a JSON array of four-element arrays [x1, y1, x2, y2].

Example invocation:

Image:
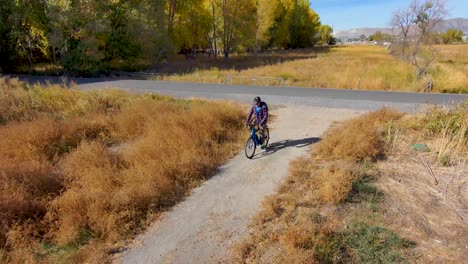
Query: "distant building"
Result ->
[[463, 34, 468, 42]]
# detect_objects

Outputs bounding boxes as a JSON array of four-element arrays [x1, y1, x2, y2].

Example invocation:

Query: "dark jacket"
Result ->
[[246, 102, 268, 126]]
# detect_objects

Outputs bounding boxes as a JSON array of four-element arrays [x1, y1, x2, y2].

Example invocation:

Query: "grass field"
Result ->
[[0, 77, 244, 263], [234, 103, 467, 263], [155, 45, 468, 93]]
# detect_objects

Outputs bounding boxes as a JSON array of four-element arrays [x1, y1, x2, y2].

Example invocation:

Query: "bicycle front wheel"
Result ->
[[245, 137, 256, 159]]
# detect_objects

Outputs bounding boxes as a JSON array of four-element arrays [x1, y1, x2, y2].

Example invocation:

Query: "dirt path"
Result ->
[[119, 106, 361, 264]]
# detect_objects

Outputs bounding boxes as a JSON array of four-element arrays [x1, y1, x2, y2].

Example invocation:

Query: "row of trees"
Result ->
[[0, 0, 333, 75], [369, 31, 393, 42], [368, 28, 463, 44]]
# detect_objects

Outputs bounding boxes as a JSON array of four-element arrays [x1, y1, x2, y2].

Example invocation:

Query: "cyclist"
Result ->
[[245, 96, 269, 149]]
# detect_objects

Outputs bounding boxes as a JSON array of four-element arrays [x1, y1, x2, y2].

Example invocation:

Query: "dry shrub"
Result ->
[[0, 76, 165, 125], [0, 124, 57, 250], [0, 77, 35, 124], [55, 240, 109, 264], [0, 115, 114, 253], [255, 160, 356, 228], [0, 79, 244, 261], [280, 227, 314, 252], [38, 116, 114, 160], [0, 98, 156, 258], [110, 100, 181, 140], [315, 108, 403, 162], [48, 142, 121, 243], [276, 249, 315, 264], [47, 100, 243, 247], [315, 164, 356, 204], [0, 115, 113, 162]]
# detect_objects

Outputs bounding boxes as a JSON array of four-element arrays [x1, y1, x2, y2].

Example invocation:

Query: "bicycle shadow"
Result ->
[[252, 137, 321, 159]]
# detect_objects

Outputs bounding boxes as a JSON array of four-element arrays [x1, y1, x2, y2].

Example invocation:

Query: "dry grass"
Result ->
[[233, 158, 413, 263], [433, 44, 468, 63], [315, 108, 403, 162], [0, 76, 170, 125], [373, 102, 468, 262], [377, 161, 467, 263], [0, 77, 244, 263], [395, 102, 468, 165], [156, 45, 467, 93], [233, 104, 467, 263], [427, 45, 468, 93]]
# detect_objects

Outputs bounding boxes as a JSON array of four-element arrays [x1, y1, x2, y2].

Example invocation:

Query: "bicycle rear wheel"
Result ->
[[245, 137, 256, 159]]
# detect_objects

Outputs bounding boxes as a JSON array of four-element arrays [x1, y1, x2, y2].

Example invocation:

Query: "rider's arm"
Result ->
[[245, 106, 254, 124], [259, 105, 268, 125]]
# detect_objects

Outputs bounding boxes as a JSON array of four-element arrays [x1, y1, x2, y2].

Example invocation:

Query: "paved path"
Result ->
[[12, 75, 468, 112]]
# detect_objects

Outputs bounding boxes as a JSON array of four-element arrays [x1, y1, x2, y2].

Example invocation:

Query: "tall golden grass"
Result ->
[[396, 101, 468, 165], [160, 45, 467, 93], [0, 77, 170, 125], [0, 77, 244, 263]]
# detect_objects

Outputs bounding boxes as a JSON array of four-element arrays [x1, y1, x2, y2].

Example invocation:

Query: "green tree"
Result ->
[[255, 0, 278, 51], [288, 0, 320, 48], [58, 0, 158, 74], [369, 31, 392, 42], [0, 0, 49, 72], [319, 24, 333, 45], [440, 29, 463, 44], [213, 0, 256, 59], [0, 0, 328, 73], [369, 31, 383, 41], [172, 0, 212, 56], [268, 0, 320, 49], [0, 0, 21, 72]]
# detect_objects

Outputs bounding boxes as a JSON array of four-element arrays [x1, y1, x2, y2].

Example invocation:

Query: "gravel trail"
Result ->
[[120, 106, 360, 264]]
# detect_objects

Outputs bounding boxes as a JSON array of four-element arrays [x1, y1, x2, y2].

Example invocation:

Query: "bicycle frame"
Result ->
[[250, 126, 262, 145]]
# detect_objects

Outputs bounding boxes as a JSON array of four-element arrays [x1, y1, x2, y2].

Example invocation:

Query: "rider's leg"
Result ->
[[259, 125, 266, 149]]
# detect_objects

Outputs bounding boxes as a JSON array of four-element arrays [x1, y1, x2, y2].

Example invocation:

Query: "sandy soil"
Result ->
[[117, 106, 361, 264], [378, 159, 468, 263]]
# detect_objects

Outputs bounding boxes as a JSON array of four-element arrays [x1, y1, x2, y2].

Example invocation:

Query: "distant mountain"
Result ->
[[334, 28, 393, 39], [334, 18, 468, 39], [435, 18, 468, 33]]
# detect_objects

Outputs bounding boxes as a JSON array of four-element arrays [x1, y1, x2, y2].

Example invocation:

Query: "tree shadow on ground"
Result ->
[[150, 47, 333, 74], [252, 137, 321, 159]]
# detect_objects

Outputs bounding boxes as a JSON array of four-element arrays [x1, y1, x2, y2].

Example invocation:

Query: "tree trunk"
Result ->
[[51, 46, 56, 64], [168, 0, 177, 32], [222, 0, 229, 59], [222, 0, 240, 60], [254, 8, 261, 54], [212, 1, 217, 59]]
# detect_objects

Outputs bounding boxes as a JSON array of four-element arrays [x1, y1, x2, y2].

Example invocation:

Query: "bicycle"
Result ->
[[245, 123, 269, 159]]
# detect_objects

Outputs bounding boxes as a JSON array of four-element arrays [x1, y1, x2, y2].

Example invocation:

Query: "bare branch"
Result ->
[[390, 0, 447, 88]]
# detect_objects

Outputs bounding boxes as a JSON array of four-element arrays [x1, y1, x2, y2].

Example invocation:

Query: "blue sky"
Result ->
[[310, 0, 468, 31]]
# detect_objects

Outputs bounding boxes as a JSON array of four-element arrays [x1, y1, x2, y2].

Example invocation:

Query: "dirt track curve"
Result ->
[[119, 106, 360, 264]]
